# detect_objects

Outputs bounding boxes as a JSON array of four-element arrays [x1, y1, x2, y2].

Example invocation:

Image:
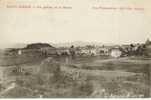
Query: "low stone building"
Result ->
[[56, 48, 70, 56], [110, 47, 122, 58], [98, 47, 109, 56], [40, 47, 57, 56]]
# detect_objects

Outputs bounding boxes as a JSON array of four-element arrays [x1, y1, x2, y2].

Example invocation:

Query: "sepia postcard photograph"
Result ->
[[0, 0, 151, 98]]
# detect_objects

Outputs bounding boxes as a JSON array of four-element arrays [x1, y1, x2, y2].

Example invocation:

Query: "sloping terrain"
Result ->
[[0, 56, 150, 98]]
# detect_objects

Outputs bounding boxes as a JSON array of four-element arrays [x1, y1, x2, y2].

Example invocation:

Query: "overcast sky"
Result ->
[[0, 0, 151, 48]]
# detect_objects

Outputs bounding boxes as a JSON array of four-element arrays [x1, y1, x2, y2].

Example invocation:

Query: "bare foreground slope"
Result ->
[[0, 43, 150, 98]]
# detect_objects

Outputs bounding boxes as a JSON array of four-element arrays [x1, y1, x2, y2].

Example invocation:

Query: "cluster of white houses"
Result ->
[[3, 39, 151, 59]]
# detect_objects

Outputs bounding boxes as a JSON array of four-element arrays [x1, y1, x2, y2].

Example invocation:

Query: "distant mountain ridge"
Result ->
[[0, 41, 118, 49], [51, 41, 103, 47], [0, 43, 27, 49]]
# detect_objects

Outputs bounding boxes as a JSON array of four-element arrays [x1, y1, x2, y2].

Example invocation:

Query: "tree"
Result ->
[[145, 38, 151, 45]]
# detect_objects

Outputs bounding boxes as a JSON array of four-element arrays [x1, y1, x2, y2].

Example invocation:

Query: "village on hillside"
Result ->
[[3, 38, 151, 58], [0, 39, 150, 98]]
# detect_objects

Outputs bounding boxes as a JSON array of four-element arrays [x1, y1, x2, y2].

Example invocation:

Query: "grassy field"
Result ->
[[59, 56, 150, 97], [0, 55, 150, 98]]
